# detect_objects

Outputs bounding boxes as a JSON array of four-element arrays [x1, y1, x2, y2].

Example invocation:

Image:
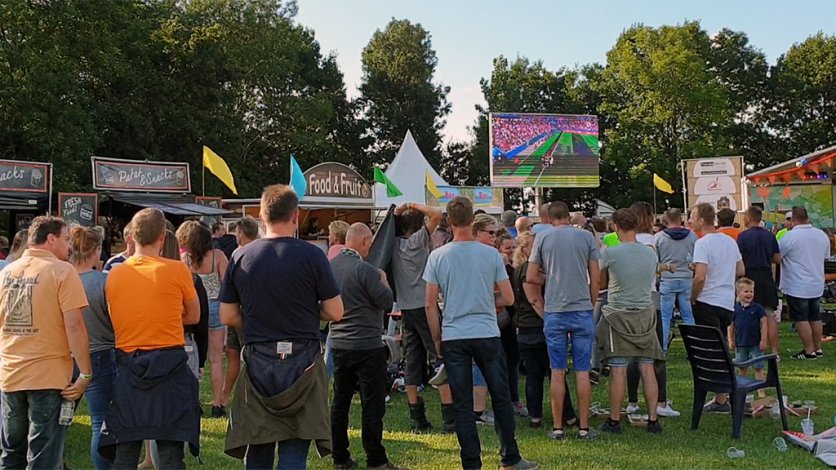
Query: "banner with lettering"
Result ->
[[92, 157, 191, 192], [426, 186, 504, 210], [58, 193, 98, 227], [0, 160, 50, 194]]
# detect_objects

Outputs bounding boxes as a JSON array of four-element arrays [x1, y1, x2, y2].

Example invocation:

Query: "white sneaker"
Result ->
[[626, 404, 641, 414], [656, 402, 680, 417]]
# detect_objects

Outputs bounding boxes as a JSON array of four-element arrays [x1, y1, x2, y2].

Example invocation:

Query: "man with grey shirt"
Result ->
[[425, 197, 537, 470], [655, 208, 698, 351], [330, 223, 401, 470], [525, 201, 599, 440], [391, 201, 453, 432]]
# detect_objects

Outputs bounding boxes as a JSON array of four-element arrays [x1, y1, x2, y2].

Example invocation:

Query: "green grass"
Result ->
[[64, 323, 834, 469]]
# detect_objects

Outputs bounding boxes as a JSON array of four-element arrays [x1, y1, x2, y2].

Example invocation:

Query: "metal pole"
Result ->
[[680, 161, 688, 212], [48, 163, 53, 215]]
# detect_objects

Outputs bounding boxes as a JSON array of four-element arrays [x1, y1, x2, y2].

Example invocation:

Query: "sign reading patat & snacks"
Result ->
[[92, 157, 191, 193]]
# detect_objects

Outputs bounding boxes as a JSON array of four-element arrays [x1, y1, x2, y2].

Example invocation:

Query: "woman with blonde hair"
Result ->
[[5, 229, 29, 264], [327, 220, 350, 260], [514, 231, 578, 432], [70, 226, 114, 469], [176, 220, 229, 418]]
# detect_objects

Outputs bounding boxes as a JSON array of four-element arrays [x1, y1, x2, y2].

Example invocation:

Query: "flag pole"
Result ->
[[652, 174, 657, 216], [202, 158, 205, 196]]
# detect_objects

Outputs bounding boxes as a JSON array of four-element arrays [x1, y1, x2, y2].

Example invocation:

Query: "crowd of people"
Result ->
[[0, 183, 831, 469], [491, 115, 598, 154]]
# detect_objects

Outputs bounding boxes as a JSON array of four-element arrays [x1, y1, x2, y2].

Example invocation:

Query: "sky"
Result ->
[[296, 0, 836, 143]]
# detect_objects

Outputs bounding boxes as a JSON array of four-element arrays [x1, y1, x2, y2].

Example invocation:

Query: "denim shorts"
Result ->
[[544, 310, 594, 371], [472, 362, 486, 386], [607, 356, 655, 367], [735, 346, 764, 370], [208, 300, 223, 329], [785, 295, 821, 323]]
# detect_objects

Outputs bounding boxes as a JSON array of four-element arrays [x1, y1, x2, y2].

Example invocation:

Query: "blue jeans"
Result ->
[[659, 278, 694, 352], [86, 348, 117, 470], [245, 439, 311, 470], [544, 310, 594, 371], [735, 347, 765, 370], [443, 337, 521, 469], [0, 389, 67, 469]]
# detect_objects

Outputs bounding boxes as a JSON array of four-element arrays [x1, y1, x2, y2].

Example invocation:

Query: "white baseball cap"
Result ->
[[785, 211, 792, 220]]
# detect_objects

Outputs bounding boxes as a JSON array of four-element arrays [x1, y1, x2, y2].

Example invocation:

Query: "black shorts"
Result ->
[[746, 267, 779, 309], [785, 295, 822, 322], [693, 301, 733, 341], [402, 307, 437, 386]]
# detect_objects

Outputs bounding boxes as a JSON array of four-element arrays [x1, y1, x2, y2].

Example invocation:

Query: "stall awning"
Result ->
[[107, 194, 231, 216], [748, 144, 836, 180], [0, 196, 42, 211]]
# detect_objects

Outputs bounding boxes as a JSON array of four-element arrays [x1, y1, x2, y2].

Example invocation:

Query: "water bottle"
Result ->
[[59, 400, 74, 426]]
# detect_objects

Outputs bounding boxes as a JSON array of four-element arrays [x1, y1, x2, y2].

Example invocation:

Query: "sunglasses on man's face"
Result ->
[[481, 230, 497, 236]]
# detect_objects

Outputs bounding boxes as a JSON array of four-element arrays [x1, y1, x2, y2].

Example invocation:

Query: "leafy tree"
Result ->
[[358, 18, 450, 170], [767, 32, 836, 160]]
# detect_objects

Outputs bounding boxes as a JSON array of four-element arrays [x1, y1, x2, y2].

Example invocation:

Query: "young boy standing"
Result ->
[[729, 278, 768, 394]]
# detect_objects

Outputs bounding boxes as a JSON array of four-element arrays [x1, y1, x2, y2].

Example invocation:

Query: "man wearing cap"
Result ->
[[776, 212, 793, 241]]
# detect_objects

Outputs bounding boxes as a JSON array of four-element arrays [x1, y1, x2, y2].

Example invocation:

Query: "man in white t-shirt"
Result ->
[[689, 203, 744, 413], [779, 206, 830, 360]]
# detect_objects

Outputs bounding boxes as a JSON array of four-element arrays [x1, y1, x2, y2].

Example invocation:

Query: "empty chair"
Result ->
[[679, 324, 788, 439]]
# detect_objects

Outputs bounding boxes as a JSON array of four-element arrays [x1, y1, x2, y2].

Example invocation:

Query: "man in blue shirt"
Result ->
[[425, 197, 538, 470]]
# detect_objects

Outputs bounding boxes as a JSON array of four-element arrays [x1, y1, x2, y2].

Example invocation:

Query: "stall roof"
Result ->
[[0, 196, 43, 211], [748, 144, 836, 178], [107, 194, 230, 216]]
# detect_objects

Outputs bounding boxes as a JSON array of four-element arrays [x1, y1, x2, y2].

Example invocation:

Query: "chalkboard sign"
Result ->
[[0, 160, 50, 193], [92, 157, 190, 192], [195, 196, 223, 227], [58, 193, 98, 227]]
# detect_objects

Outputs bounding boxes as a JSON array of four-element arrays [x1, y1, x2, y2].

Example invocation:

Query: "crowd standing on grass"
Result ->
[[0, 183, 831, 469]]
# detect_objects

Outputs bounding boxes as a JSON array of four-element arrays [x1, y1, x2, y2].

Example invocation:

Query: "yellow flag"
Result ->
[[426, 170, 442, 199], [203, 146, 237, 195], [653, 173, 674, 194]]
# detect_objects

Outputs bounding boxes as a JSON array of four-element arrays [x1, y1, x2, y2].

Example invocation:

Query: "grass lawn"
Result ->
[[64, 323, 834, 469]]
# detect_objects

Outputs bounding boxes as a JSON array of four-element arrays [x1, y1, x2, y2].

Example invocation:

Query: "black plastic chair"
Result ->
[[678, 324, 788, 439]]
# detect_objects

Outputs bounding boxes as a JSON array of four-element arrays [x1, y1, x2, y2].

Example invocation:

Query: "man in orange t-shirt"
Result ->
[[102, 208, 199, 468], [0, 216, 92, 469], [717, 208, 741, 240]]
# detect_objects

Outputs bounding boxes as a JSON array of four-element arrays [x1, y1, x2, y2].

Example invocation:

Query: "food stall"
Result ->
[[0, 159, 53, 235], [222, 162, 374, 252], [746, 144, 836, 229]]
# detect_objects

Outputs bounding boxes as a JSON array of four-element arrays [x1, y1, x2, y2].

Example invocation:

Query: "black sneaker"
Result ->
[[646, 420, 663, 434], [529, 419, 543, 429], [333, 458, 356, 470], [791, 350, 818, 360], [589, 369, 600, 385], [703, 401, 731, 414], [577, 428, 598, 440], [815, 349, 823, 358], [549, 428, 565, 440], [428, 362, 447, 385], [600, 419, 622, 434], [211, 405, 226, 418]]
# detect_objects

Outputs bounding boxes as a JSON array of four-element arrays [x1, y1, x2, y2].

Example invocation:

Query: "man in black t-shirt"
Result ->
[[220, 184, 343, 469], [737, 206, 781, 356]]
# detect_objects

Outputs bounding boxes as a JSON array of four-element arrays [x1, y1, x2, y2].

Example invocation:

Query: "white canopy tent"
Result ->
[[374, 130, 448, 208]]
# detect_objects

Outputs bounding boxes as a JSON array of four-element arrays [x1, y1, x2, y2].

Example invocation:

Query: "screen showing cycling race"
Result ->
[[490, 113, 600, 188]]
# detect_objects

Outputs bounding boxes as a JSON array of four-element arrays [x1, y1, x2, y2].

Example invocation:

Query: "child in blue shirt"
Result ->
[[728, 278, 768, 396]]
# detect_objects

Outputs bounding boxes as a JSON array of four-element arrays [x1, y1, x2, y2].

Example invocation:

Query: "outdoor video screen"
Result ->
[[489, 113, 600, 187]]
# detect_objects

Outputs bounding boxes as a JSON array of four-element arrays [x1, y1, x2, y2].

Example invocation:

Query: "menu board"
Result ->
[[58, 193, 98, 227]]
